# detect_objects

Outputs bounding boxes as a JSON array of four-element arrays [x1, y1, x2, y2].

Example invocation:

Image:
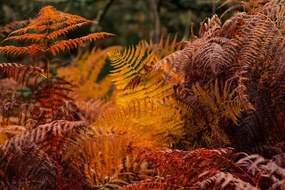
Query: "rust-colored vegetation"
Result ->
[[0, 1, 284, 189]]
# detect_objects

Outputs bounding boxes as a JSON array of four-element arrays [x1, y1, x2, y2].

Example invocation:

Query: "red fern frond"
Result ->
[[32, 77, 73, 112], [0, 63, 46, 85]]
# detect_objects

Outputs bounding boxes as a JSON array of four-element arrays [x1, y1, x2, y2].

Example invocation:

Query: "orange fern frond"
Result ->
[[9, 6, 91, 36], [49, 32, 114, 56], [0, 6, 113, 57], [0, 44, 46, 57], [58, 46, 120, 101], [0, 20, 30, 40]]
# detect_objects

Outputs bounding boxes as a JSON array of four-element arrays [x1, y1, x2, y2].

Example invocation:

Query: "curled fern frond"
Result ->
[[108, 45, 157, 90]]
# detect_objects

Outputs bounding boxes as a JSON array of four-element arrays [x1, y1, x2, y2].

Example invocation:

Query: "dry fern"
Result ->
[[0, 6, 113, 57], [0, 120, 85, 154]]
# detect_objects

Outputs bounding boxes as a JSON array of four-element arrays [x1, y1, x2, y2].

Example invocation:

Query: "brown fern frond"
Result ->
[[0, 120, 85, 154], [199, 15, 222, 39], [32, 77, 73, 112], [0, 63, 46, 86], [0, 144, 56, 189], [138, 148, 257, 189], [237, 153, 285, 189], [198, 171, 258, 190], [124, 148, 285, 189]]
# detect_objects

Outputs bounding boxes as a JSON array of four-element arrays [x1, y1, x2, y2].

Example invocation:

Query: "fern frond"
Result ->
[[32, 77, 73, 112], [108, 45, 157, 90], [199, 14, 222, 39], [0, 144, 56, 189], [237, 153, 285, 189], [92, 98, 184, 148], [63, 127, 151, 185], [0, 20, 30, 39], [198, 171, 258, 190], [139, 148, 246, 189], [0, 120, 85, 154], [58, 46, 119, 101], [0, 6, 113, 58], [0, 63, 46, 85], [4, 21, 93, 43], [49, 32, 114, 56], [0, 44, 46, 56], [9, 6, 91, 35]]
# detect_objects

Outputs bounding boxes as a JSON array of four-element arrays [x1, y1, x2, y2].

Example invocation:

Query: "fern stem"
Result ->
[[54, 136, 62, 190]]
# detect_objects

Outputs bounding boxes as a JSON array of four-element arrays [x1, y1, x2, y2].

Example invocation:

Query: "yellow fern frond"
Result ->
[[108, 45, 157, 90], [92, 99, 184, 148], [193, 80, 253, 124], [58, 46, 120, 100], [116, 70, 174, 105]]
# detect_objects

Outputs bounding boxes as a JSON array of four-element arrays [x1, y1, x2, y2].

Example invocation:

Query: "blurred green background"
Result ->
[[0, 0, 228, 45]]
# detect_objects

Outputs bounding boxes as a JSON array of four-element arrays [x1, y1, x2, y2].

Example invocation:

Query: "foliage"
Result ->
[[0, 1, 284, 190]]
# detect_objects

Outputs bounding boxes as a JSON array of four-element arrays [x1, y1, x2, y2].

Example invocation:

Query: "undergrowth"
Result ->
[[0, 0, 284, 189]]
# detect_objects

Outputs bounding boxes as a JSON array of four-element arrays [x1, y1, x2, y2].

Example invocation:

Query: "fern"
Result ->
[[32, 77, 73, 112], [91, 99, 184, 148], [0, 20, 30, 40], [62, 127, 152, 188], [0, 120, 85, 154], [0, 6, 113, 57], [58, 46, 119, 101], [0, 63, 46, 86], [199, 171, 258, 190], [0, 144, 56, 189]]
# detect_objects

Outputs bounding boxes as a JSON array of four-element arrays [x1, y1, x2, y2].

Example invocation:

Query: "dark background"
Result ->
[[0, 0, 229, 46]]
